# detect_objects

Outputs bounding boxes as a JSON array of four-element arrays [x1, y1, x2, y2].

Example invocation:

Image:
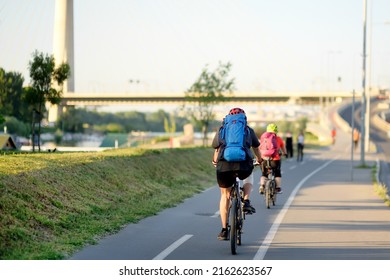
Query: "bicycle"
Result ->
[[227, 176, 245, 255], [263, 158, 277, 209]]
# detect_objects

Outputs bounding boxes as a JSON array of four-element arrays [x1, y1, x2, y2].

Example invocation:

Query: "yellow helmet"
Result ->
[[266, 123, 278, 133]]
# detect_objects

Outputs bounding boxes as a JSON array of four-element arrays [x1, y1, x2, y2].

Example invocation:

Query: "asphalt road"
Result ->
[[71, 154, 334, 260]]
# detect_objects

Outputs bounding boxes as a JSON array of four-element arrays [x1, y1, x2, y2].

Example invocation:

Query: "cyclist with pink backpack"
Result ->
[[259, 123, 287, 194]]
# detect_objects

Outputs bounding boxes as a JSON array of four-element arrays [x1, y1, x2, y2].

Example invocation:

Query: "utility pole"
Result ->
[[351, 90, 356, 181], [365, 0, 372, 153], [360, 0, 367, 166]]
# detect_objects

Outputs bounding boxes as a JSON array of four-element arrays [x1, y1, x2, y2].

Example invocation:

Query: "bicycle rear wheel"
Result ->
[[229, 198, 238, 255], [265, 181, 271, 209], [237, 203, 243, 246], [271, 180, 277, 206]]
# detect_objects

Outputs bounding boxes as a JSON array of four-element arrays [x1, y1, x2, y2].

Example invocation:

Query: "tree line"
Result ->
[[4, 57, 300, 149], [1, 58, 237, 148], [0, 50, 70, 151], [59, 108, 189, 134]]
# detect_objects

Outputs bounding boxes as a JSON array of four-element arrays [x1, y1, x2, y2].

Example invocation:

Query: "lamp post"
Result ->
[[351, 90, 356, 181], [366, 0, 390, 152], [365, 0, 372, 154], [360, 0, 368, 166]]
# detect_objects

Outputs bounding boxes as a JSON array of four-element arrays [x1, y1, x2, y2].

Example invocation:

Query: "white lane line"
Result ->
[[211, 210, 220, 218], [153, 234, 193, 260], [289, 165, 297, 170], [253, 156, 339, 260]]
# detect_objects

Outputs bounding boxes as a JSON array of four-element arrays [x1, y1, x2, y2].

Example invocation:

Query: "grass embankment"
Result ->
[[372, 164, 390, 207], [0, 147, 215, 260]]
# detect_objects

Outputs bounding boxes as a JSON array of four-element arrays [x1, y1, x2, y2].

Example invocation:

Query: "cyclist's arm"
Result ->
[[277, 136, 287, 156], [252, 146, 262, 163], [281, 144, 287, 156], [212, 148, 219, 166], [211, 131, 220, 149], [248, 127, 261, 163]]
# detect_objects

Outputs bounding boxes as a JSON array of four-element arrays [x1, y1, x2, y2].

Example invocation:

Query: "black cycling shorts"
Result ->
[[261, 160, 281, 177], [216, 169, 252, 188]]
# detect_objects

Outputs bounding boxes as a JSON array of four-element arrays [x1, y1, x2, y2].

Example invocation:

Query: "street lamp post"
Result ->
[[351, 90, 356, 181], [366, 1, 390, 152], [365, 0, 372, 154], [360, 0, 368, 166]]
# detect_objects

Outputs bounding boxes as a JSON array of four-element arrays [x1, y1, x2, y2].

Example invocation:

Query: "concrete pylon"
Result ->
[[49, 0, 74, 123], [53, 0, 74, 93]]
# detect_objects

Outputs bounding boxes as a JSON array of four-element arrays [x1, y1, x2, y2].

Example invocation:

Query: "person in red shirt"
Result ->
[[331, 127, 336, 145], [259, 123, 287, 194]]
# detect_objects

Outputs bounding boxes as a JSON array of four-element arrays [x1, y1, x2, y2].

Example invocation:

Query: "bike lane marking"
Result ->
[[152, 234, 193, 260], [253, 156, 340, 260], [211, 210, 220, 218]]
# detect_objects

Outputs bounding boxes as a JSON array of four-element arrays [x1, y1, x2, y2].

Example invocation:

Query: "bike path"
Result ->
[[70, 150, 329, 260], [261, 124, 390, 260]]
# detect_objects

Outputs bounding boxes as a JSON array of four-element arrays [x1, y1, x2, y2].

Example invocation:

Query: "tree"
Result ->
[[3, 116, 29, 137], [184, 62, 235, 145], [164, 113, 176, 134], [0, 68, 10, 116], [5, 71, 25, 120], [28, 50, 70, 151], [0, 68, 29, 132], [0, 68, 7, 126]]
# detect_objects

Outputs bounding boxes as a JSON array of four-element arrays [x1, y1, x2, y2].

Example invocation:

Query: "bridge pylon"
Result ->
[[49, 0, 75, 123], [53, 0, 74, 93]]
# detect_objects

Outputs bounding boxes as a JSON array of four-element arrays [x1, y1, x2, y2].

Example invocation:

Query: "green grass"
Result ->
[[371, 164, 390, 207], [0, 147, 215, 260]]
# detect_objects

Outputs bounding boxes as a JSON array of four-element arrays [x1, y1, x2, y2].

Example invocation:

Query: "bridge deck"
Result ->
[[61, 91, 360, 105]]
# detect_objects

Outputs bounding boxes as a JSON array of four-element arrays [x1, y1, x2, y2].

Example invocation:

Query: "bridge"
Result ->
[[61, 91, 359, 106], [48, 89, 362, 121], [46, 90, 359, 121]]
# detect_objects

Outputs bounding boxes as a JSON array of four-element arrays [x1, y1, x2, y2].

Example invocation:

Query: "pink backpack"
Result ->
[[260, 132, 278, 158]]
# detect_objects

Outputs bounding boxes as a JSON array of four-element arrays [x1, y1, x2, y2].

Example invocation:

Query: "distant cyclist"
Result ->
[[212, 107, 261, 240], [259, 123, 287, 195]]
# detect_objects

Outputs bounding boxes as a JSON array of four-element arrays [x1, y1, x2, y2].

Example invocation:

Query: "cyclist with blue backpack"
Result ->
[[259, 123, 287, 195], [212, 108, 261, 240]]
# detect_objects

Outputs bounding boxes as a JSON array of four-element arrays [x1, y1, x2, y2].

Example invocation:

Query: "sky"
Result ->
[[0, 0, 389, 95]]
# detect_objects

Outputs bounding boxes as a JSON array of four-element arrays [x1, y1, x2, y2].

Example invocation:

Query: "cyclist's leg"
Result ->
[[273, 160, 283, 193], [216, 171, 235, 240], [242, 172, 253, 200], [219, 187, 231, 227], [241, 171, 255, 213], [259, 160, 267, 194]]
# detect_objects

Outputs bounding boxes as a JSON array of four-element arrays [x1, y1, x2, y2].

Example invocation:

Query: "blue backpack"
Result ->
[[219, 113, 248, 162]]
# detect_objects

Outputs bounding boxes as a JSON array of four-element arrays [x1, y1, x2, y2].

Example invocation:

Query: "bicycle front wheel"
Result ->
[[229, 198, 238, 255]]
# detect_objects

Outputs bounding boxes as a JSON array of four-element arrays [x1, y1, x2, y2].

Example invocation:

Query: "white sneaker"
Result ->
[[259, 185, 264, 195]]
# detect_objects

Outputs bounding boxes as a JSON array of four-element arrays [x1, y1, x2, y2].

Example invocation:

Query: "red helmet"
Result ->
[[228, 107, 245, 115]]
